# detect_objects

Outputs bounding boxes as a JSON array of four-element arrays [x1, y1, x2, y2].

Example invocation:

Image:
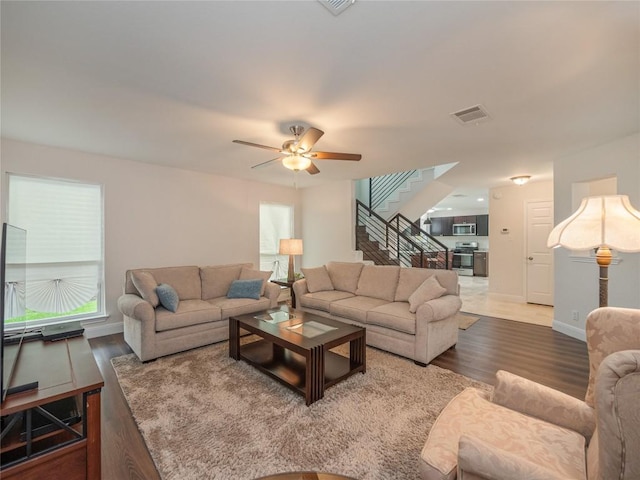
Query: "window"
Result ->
[[259, 203, 293, 280], [7, 174, 104, 327]]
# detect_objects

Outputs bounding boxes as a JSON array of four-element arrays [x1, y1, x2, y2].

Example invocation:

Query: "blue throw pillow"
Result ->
[[156, 283, 180, 312], [227, 279, 263, 300]]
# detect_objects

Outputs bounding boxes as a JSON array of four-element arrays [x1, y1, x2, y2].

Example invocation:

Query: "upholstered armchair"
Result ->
[[419, 306, 640, 480]]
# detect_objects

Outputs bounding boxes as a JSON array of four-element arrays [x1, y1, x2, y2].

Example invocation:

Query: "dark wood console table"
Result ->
[[1, 336, 104, 480]]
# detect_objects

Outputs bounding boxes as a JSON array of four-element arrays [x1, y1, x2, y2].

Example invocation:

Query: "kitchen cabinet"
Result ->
[[430, 216, 453, 236], [428, 214, 489, 236], [473, 251, 488, 276], [476, 214, 489, 236], [453, 215, 475, 224]]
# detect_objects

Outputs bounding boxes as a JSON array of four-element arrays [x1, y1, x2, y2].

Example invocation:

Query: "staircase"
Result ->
[[355, 200, 450, 269], [358, 162, 459, 220], [355, 225, 399, 266]]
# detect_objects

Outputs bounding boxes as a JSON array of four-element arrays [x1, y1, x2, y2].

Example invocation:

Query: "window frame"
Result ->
[[5, 173, 106, 330]]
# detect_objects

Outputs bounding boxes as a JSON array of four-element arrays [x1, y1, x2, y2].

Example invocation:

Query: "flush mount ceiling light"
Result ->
[[510, 175, 531, 186]]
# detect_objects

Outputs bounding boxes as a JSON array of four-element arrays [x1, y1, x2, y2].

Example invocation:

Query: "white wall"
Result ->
[[488, 180, 553, 302], [552, 133, 640, 340], [1, 139, 300, 336], [301, 180, 359, 267]]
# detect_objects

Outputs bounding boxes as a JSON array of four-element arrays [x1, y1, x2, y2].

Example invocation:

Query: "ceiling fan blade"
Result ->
[[306, 162, 320, 175], [233, 140, 282, 153], [310, 151, 362, 161], [296, 127, 324, 153], [251, 157, 282, 169]]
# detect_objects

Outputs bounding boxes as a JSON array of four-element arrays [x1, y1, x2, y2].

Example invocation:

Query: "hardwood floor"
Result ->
[[90, 334, 160, 480], [89, 316, 589, 479]]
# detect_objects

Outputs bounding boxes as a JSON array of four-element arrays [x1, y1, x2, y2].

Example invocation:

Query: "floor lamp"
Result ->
[[279, 239, 303, 283], [547, 195, 640, 307]]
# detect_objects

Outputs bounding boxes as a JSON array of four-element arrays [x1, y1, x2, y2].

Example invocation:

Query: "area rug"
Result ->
[[456, 312, 480, 330], [112, 342, 490, 480]]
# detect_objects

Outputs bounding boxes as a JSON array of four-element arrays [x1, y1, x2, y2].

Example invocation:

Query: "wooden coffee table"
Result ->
[[229, 308, 366, 406]]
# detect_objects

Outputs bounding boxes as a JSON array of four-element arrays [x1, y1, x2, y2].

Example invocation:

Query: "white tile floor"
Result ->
[[458, 275, 553, 327]]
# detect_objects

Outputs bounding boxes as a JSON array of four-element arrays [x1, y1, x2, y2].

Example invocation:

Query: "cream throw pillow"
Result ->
[[301, 266, 334, 293], [408, 276, 447, 313], [239, 266, 272, 296], [131, 270, 160, 307]]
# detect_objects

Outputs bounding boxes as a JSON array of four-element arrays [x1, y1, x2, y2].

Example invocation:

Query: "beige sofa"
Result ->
[[117, 263, 280, 361], [292, 262, 461, 365], [419, 306, 640, 480]]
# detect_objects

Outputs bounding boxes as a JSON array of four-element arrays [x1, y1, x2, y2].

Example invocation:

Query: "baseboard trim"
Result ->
[[552, 320, 586, 342], [83, 320, 124, 339]]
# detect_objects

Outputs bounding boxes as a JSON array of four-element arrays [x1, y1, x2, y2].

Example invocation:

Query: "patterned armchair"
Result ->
[[419, 307, 640, 480]]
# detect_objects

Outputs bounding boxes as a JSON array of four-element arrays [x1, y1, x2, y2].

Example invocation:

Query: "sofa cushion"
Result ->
[[239, 266, 272, 296], [200, 264, 246, 300], [299, 290, 355, 312], [395, 267, 433, 302], [227, 279, 262, 300], [156, 283, 180, 312], [301, 266, 334, 293], [155, 299, 221, 332], [355, 265, 400, 302], [326, 262, 364, 294], [135, 266, 202, 300], [330, 296, 389, 323], [409, 276, 447, 313], [131, 270, 160, 307], [419, 387, 586, 480], [207, 296, 272, 319], [367, 302, 416, 334]]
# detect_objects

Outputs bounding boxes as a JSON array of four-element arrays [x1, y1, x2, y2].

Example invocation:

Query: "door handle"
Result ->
[[528, 256, 533, 260]]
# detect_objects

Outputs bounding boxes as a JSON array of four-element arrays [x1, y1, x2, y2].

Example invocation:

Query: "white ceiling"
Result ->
[[2, 1, 638, 210]]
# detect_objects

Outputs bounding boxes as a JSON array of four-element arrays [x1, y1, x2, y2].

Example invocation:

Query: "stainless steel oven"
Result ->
[[452, 241, 478, 276]]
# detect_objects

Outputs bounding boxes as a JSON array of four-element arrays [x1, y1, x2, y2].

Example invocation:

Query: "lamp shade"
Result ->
[[279, 238, 303, 255], [547, 195, 640, 252]]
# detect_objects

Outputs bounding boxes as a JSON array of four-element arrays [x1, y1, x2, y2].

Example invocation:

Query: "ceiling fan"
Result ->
[[233, 125, 361, 175]]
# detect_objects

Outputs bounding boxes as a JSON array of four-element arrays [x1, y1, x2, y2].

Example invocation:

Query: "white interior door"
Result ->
[[526, 200, 554, 306]]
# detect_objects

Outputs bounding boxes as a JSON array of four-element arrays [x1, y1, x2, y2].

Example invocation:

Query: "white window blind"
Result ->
[[8, 174, 104, 321], [259, 203, 293, 280]]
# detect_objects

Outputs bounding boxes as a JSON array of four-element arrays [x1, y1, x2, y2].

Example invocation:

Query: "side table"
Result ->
[[272, 278, 297, 308]]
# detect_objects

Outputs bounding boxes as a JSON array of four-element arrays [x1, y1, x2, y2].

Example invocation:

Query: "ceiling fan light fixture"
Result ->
[[510, 175, 531, 186], [282, 155, 311, 171]]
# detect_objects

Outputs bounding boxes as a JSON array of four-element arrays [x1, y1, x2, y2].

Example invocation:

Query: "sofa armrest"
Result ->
[[117, 294, 155, 323], [292, 278, 309, 298], [264, 281, 281, 308], [416, 294, 462, 323], [458, 435, 568, 480], [492, 370, 595, 441]]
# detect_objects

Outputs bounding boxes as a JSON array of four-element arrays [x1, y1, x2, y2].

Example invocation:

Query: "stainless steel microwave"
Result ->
[[452, 223, 476, 236]]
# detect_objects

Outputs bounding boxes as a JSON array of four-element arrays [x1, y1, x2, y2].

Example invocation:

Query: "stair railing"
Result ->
[[356, 200, 449, 269], [388, 213, 450, 269], [369, 170, 418, 212]]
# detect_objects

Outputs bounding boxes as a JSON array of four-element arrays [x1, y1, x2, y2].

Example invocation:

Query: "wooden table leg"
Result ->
[[350, 331, 366, 373], [86, 389, 101, 480], [290, 287, 297, 308], [229, 317, 240, 360], [306, 345, 325, 406]]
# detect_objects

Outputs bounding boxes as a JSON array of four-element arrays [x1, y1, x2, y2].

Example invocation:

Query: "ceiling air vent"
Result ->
[[451, 104, 490, 125], [318, 0, 355, 16]]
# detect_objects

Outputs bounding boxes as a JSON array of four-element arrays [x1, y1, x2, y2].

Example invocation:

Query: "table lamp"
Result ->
[[547, 195, 640, 307], [279, 238, 303, 282]]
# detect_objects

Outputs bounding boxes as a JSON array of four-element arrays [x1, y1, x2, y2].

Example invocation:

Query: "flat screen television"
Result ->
[[1, 223, 37, 402]]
